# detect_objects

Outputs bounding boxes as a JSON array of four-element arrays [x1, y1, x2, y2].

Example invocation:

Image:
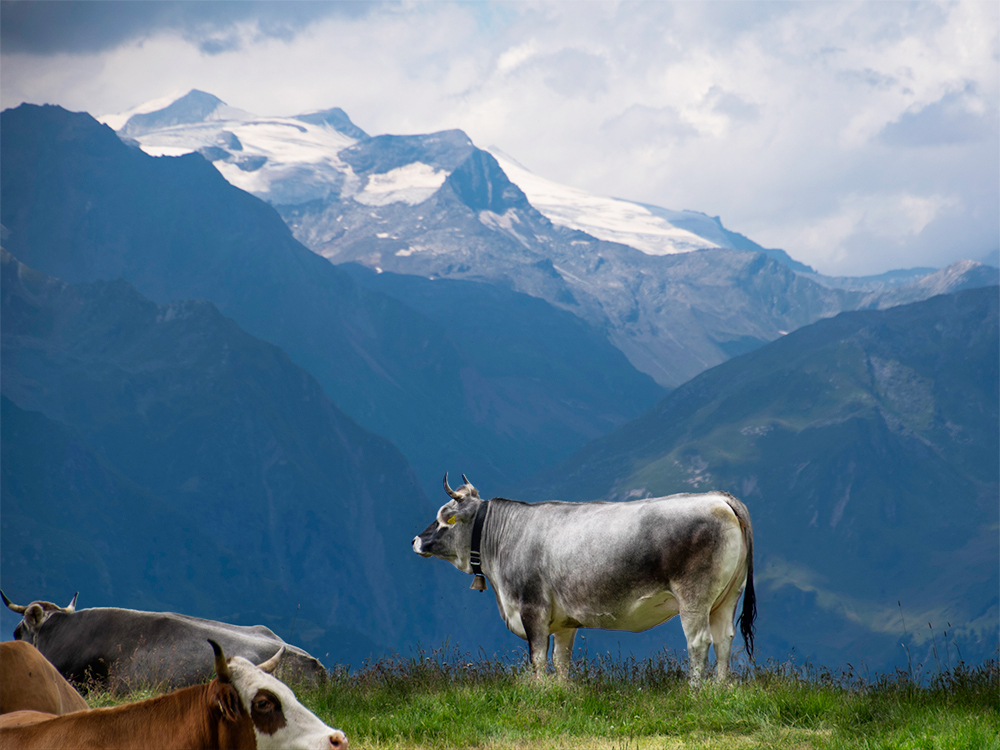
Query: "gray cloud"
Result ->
[[0, 1, 378, 56], [601, 104, 699, 144], [836, 67, 899, 91], [879, 86, 998, 148], [706, 87, 759, 123], [538, 48, 610, 99]]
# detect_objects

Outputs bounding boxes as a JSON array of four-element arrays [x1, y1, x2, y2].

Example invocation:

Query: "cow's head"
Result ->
[[412, 473, 484, 574], [210, 640, 347, 750], [2, 591, 78, 644]]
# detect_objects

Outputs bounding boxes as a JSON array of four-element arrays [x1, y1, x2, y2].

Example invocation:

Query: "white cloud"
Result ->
[[787, 191, 962, 271], [496, 40, 539, 74], [1, 0, 996, 276]]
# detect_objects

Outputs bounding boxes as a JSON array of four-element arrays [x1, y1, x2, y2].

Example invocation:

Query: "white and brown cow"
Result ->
[[0, 640, 347, 750], [414, 474, 756, 685]]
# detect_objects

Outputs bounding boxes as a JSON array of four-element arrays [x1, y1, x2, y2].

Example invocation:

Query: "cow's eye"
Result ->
[[447, 515, 457, 524], [254, 697, 274, 713]]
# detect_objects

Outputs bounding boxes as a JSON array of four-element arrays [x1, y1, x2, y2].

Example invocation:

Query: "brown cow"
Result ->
[[0, 640, 347, 750], [0, 641, 89, 716]]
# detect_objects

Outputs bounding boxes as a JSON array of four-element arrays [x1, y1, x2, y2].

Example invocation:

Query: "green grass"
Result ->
[[85, 648, 998, 749]]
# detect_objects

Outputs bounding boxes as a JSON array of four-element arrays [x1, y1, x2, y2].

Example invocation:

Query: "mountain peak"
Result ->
[[119, 90, 231, 137], [293, 107, 369, 140], [445, 148, 530, 215], [179, 88, 224, 105]]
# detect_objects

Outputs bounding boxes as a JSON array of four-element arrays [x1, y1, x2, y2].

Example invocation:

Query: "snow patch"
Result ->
[[479, 209, 532, 248], [478, 208, 522, 231], [141, 146, 200, 158], [353, 163, 448, 206], [487, 148, 719, 256], [396, 245, 433, 257]]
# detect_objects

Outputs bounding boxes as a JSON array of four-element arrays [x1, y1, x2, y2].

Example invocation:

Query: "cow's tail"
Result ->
[[725, 494, 757, 662]]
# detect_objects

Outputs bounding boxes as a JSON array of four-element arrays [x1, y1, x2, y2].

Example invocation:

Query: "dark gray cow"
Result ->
[[1, 592, 327, 691], [413, 475, 756, 685]]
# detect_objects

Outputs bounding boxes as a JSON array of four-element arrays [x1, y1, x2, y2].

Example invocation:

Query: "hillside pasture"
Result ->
[[85, 646, 998, 749]]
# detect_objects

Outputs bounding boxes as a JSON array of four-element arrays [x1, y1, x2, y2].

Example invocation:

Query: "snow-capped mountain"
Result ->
[[101, 90, 758, 259], [102, 90, 366, 206], [101, 91, 997, 388]]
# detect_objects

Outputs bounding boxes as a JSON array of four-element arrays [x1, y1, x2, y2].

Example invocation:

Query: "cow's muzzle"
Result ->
[[412, 536, 432, 557]]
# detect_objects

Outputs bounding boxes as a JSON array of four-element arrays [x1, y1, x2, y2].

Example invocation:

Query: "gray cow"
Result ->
[[413, 474, 756, 684], [2, 592, 327, 691]]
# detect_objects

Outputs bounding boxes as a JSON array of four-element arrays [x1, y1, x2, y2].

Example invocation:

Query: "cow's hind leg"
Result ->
[[709, 585, 741, 684], [678, 606, 713, 687], [552, 629, 576, 680]]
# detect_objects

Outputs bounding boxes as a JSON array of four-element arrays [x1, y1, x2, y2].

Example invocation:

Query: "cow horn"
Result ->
[[208, 640, 233, 683], [256, 646, 285, 674], [0, 590, 27, 614], [64, 592, 78, 613], [443, 472, 460, 499], [461, 474, 471, 486]]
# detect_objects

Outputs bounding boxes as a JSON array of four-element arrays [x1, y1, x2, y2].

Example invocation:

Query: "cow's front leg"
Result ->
[[552, 629, 576, 681], [521, 607, 551, 678]]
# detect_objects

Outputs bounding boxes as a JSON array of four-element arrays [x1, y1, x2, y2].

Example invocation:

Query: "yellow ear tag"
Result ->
[[447, 515, 457, 524]]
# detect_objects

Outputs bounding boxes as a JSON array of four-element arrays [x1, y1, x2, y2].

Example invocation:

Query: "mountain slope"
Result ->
[[342, 263, 664, 445], [1, 394, 249, 622], [0, 103, 663, 498], [518, 287, 999, 669], [1, 249, 443, 662], [859, 260, 1000, 309]]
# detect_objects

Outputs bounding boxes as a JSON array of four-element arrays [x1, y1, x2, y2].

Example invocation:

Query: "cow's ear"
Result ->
[[24, 603, 46, 630], [214, 682, 244, 723]]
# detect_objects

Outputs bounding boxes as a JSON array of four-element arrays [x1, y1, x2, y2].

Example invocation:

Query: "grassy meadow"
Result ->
[[87, 645, 999, 750]]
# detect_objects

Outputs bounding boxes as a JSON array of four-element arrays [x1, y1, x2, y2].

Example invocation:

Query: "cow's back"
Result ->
[[503, 492, 744, 580], [113, 612, 326, 688], [34, 608, 326, 690], [0, 642, 88, 716]]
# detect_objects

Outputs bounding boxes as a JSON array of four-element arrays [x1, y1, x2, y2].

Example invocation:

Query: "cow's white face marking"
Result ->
[[412, 482, 481, 574], [227, 657, 346, 750]]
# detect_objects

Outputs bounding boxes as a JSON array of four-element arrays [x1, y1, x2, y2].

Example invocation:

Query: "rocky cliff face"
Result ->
[[282, 143, 997, 389], [283, 147, 860, 388]]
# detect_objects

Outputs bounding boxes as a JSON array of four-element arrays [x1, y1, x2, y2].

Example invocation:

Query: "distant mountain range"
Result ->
[[103, 90, 998, 389], [0, 103, 663, 501]]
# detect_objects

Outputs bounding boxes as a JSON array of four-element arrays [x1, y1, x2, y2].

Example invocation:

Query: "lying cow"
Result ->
[[413, 474, 756, 685], [0, 642, 89, 716], [2, 592, 326, 691], [0, 639, 347, 750]]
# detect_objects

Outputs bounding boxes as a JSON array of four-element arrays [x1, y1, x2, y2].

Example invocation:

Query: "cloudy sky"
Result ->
[[2, 0, 997, 276]]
